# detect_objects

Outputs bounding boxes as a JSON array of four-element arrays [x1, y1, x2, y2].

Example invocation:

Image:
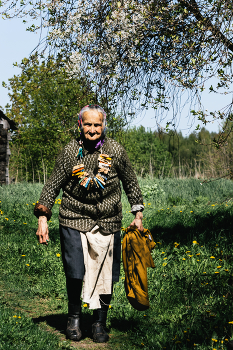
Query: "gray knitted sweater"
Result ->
[[35, 137, 144, 233]]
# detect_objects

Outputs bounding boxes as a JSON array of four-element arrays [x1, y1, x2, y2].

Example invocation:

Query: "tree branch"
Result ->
[[180, 0, 233, 53]]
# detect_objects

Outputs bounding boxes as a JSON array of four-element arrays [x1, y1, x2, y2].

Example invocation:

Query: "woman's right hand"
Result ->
[[36, 216, 49, 245]]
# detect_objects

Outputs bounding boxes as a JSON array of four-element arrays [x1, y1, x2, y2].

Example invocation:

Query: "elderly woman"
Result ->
[[34, 105, 144, 343]]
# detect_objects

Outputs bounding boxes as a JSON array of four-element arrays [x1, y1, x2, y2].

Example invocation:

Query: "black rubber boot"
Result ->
[[92, 309, 109, 343], [66, 302, 82, 341]]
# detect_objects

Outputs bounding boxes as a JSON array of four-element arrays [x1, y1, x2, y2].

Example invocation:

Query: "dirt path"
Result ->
[[0, 281, 114, 350]]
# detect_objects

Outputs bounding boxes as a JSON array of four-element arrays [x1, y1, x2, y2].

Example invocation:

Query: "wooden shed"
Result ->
[[0, 110, 17, 185]]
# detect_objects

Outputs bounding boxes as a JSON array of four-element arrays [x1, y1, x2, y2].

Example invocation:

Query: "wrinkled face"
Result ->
[[82, 110, 104, 142]]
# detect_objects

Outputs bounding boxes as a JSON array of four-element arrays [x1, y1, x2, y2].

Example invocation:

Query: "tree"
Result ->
[[2, 0, 233, 129], [4, 56, 97, 182]]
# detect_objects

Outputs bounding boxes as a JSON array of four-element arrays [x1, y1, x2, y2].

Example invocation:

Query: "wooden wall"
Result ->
[[0, 124, 8, 184]]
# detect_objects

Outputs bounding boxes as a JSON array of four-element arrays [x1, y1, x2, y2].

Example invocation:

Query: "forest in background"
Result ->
[[7, 123, 233, 183], [4, 57, 233, 183]]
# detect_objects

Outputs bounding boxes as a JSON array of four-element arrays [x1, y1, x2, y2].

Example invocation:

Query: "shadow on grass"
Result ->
[[150, 207, 233, 246], [32, 312, 95, 340]]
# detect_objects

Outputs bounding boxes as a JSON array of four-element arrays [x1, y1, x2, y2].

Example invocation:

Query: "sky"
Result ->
[[1, 16, 232, 136]]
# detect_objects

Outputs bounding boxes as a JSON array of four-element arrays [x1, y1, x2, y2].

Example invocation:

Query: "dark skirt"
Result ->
[[59, 225, 121, 282]]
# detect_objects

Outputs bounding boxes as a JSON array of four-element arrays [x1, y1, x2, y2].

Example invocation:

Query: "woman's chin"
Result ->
[[85, 135, 101, 142]]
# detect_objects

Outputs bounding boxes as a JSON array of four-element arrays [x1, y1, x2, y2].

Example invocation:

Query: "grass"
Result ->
[[1, 179, 233, 349], [0, 303, 72, 350]]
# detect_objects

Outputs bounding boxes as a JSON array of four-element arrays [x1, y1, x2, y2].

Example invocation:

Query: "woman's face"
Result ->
[[82, 110, 104, 142]]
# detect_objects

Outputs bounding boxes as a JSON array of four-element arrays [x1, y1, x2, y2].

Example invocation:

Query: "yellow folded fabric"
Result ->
[[122, 226, 155, 311]]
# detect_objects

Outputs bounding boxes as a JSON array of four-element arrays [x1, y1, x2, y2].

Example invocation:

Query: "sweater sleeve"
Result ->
[[34, 142, 74, 218], [116, 144, 144, 211]]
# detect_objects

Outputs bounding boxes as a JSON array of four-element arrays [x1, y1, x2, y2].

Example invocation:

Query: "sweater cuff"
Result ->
[[131, 204, 144, 214], [34, 203, 52, 221]]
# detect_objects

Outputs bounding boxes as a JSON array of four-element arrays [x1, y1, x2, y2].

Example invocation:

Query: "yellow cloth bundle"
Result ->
[[122, 226, 155, 311]]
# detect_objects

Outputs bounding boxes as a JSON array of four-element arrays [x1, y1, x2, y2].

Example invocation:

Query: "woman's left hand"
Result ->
[[128, 211, 144, 232]]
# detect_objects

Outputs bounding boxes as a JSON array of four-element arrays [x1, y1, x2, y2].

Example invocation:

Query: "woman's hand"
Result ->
[[36, 216, 49, 245], [128, 211, 144, 232]]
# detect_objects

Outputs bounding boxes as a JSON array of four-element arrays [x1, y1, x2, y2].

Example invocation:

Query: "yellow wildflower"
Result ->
[[190, 211, 193, 213], [83, 304, 88, 308], [163, 263, 167, 266], [13, 315, 17, 318], [26, 264, 30, 267], [212, 339, 218, 342], [5, 218, 8, 221], [109, 305, 111, 309], [56, 253, 61, 257], [182, 258, 186, 260], [217, 266, 221, 268], [193, 240, 198, 244], [210, 256, 215, 259]]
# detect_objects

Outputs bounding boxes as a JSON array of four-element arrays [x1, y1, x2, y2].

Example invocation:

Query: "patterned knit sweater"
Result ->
[[34, 137, 144, 233]]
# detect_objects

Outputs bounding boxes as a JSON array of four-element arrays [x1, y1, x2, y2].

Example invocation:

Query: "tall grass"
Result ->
[[1, 179, 233, 349]]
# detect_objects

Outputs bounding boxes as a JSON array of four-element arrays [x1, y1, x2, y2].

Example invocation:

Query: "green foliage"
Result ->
[[116, 126, 172, 177], [115, 126, 228, 179], [1, 179, 233, 349]]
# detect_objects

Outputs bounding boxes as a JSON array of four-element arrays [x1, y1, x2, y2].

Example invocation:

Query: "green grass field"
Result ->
[[1, 178, 233, 349]]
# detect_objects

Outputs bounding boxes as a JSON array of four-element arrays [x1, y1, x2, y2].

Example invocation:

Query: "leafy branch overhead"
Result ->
[[1, 0, 233, 125]]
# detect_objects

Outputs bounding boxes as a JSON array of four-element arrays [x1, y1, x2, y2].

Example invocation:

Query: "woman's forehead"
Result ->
[[82, 110, 103, 123]]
